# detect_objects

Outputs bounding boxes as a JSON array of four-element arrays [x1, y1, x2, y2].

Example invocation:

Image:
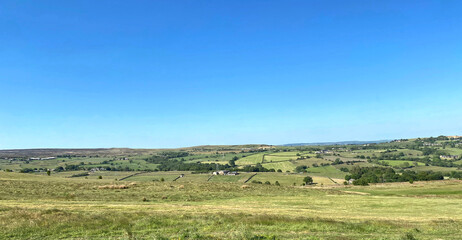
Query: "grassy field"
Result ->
[[250, 172, 340, 186], [236, 153, 265, 165], [379, 160, 424, 167], [263, 152, 300, 162], [1, 172, 462, 239], [305, 165, 347, 178], [2, 138, 462, 239], [262, 161, 296, 172]]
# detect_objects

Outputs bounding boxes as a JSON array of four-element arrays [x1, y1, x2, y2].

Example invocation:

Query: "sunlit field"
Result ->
[[1, 172, 462, 239]]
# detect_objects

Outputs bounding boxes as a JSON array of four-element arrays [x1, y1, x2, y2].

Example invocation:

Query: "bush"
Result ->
[[70, 172, 89, 178], [401, 232, 417, 240], [353, 178, 369, 186], [275, 181, 280, 186], [295, 165, 308, 172]]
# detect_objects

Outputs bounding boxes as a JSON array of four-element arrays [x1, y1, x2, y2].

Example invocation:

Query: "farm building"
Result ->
[[315, 150, 331, 154], [212, 170, 238, 175]]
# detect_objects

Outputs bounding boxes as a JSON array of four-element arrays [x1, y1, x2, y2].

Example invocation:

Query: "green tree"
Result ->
[[229, 158, 236, 167], [303, 176, 313, 185]]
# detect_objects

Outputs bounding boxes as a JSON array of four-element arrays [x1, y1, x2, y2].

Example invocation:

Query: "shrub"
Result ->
[[70, 172, 89, 178], [353, 178, 369, 186], [401, 232, 417, 240]]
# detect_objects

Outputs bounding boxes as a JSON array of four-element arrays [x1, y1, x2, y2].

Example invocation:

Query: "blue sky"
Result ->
[[1, 0, 461, 149]]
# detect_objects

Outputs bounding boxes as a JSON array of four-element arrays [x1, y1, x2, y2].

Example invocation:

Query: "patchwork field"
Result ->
[[1, 172, 461, 239], [235, 153, 265, 165], [2, 137, 462, 239]]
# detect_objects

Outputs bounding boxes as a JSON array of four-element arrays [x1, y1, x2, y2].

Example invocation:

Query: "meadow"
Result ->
[[1, 172, 462, 239], [2, 137, 462, 239]]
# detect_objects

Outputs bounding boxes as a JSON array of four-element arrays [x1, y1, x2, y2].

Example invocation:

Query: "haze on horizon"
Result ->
[[1, 0, 461, 149]]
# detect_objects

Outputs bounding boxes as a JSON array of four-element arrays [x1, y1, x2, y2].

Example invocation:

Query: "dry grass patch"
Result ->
[[97, 184, 129, 189]]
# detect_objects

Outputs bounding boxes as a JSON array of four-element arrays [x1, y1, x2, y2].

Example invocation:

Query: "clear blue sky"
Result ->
[[1, 0, 461, 149]]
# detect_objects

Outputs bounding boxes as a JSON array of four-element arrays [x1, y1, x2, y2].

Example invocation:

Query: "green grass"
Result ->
[[2, 140, 462, 239], [305, 165, 347, 178], [208, 174, 246, 183], [262, 161, 296, 172], [413, 165, 461, 173], [122, 171, 188, 181], [1, 172, 462, 239], [263, 155, 297, 163], [250, 172, 339, 186], [294, 157, 331, 167], [379, 160, 424, 167], [236, 153, 265, 165], [444, 147, 462, 156]]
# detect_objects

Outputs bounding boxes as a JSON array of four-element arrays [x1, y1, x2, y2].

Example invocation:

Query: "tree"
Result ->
[[303, 176, 313, 185], [228, 159, 236, 167], [295, 165, 308, 172], [401, 162, 410, 168]]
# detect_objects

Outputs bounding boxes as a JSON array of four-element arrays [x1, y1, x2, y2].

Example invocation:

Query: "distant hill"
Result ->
[[282, 140, 390, 146]]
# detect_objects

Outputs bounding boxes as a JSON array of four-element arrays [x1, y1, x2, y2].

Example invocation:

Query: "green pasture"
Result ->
[[235, 153, 265, 165], [379, 160, 423, 167], [262, 161, 296, 172], [0, 172, 461, 239], [305, 165, 347, 178]]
